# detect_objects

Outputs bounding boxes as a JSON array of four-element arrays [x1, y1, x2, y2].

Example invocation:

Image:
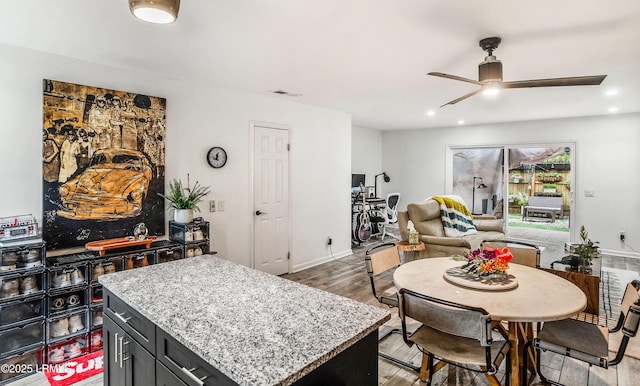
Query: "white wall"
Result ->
[[0, 43, 352, 271], [381, 113, 640, 255], [351, 125, 383, 193]]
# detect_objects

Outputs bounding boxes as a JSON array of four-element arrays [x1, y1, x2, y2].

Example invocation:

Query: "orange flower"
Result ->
[[495, 247, 513, 263]]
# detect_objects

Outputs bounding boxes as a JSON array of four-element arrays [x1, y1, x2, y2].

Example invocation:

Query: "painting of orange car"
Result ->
[[57, 148, 152, 220]]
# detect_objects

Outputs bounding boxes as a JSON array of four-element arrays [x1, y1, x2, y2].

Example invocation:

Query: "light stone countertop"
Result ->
[[99, 255, 390, 386]]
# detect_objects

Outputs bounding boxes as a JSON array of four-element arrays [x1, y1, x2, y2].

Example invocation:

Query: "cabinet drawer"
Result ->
[[0, 319, 45, 357], [0, 269, 46, 302], [48, 288, 88, 317], [103, 289, 155, 354], [47, 333, 89, 364], [47, 308, 89, 343], [156, 361, 188, 386], [48, 264, 88, 290], [0, 345, 44, 385], [185, 241, 209, 258], [156, 245, 184, 264], [0, 241, 45, 273], [156, 328, 237, 386], [0, 294, 44, 329], [90, 257, 125, 284], [124, 251, 155, 270]]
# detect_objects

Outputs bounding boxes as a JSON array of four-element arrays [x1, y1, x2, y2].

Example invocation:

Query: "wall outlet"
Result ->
[[209, 200, 216, 212], [218, 200, 225, 212], [620, 231, 626, 242], [327, 236, 332, 246]]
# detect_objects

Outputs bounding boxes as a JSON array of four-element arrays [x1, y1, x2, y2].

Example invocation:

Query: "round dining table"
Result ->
[[393, 257, 587, 386]]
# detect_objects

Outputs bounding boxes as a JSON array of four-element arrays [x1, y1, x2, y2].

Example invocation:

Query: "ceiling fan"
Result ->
[[428, 37, 607, 107]]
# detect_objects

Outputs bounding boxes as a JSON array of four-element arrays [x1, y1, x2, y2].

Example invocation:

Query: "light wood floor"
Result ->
[[11, 246, 640, 386]]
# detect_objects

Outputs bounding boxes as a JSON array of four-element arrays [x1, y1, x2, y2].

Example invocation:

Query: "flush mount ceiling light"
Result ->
[[129, 0, 180, 24]]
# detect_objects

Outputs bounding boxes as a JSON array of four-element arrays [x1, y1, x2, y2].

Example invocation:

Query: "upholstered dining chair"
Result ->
[[381, 193, 401, 241], [482, 239, 540, 268], [522, 280, 640, 386], [365, 243, 420, 371], [398, 288, 511, 386]]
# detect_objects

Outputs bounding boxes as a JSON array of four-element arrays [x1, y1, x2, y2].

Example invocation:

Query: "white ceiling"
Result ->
[[1, 0, 639, 130]]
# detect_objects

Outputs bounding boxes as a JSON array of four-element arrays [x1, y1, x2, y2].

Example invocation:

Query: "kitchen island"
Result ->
[[99, 255, 390, 386]]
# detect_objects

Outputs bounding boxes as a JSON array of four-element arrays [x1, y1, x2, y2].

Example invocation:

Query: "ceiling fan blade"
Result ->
[[440, 89, 482, 107], [501, 75, 607, 89], [428, 72, 482, 86]]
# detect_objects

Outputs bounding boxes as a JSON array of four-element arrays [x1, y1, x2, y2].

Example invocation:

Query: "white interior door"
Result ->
[[252, 124, 290, 275]]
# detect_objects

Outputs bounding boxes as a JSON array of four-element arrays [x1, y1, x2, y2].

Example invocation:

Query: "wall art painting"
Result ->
[[42, 79, 166, 250]]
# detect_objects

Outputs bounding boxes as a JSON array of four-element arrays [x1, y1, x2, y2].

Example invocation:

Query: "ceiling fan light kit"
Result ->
[[429, 36, 607, 107], [129, 0, 180, 24]]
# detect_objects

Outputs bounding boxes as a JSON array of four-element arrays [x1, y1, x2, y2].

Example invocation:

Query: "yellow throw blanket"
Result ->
[[431, 195, 477, 237]]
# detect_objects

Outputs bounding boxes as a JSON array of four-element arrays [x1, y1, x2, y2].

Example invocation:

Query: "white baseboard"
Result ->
[[291, 249, 353, 273], [600, 248, 640, 259]]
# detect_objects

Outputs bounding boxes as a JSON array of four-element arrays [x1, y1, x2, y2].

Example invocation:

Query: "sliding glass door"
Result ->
[[451, 147, 504, 216], [448, 143, 574, 246], [506, 146, 572, 245]]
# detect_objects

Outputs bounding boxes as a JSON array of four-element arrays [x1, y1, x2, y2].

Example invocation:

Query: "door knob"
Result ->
[[255, 210, 267, 216]]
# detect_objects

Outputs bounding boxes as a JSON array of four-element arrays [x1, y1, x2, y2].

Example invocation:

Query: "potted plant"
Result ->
[[542, 183, 557, 193], [511, 172, 522, 183], [158, 174, 211, 223], [573, 225, 600, 273], [515, 192, 528, 206]]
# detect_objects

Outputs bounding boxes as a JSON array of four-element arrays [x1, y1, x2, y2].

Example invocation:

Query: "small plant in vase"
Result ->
[[573, 225, 600, 273], [158, 174, 211, 223]]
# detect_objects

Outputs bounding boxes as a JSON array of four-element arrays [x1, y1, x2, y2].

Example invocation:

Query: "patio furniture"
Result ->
[[522, 196, 563, 222]]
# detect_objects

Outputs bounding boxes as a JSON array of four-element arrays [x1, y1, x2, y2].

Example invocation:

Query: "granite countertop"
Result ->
[[99, 255, 390, 386]]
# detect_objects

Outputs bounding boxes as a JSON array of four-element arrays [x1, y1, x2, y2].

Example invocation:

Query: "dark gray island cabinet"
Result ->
[[99, 255, 390, 386]]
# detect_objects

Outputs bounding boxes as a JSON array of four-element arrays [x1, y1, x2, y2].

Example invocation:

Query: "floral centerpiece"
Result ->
[[458, 247, 513, 279]]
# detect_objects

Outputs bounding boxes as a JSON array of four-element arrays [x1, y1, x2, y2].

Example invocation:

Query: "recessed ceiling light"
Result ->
[[605, 89, 619, 97], [426, 110, 435, 116], [458, 120, 465, 125], [608, 107, 619, 113]]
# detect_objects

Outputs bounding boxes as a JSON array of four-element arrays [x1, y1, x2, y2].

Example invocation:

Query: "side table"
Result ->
[[396, 240, 425, 263]]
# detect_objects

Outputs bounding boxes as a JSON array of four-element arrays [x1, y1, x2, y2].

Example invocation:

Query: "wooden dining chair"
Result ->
[[365, 243, 420, 372], [482, 239, 540, 267], [365, 242, 401, 307], [522, 280, 640, 386], [398, 288, 511, 386]]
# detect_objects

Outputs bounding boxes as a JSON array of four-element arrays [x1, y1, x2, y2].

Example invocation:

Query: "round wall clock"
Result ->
[[207, 147, 227, 168]]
